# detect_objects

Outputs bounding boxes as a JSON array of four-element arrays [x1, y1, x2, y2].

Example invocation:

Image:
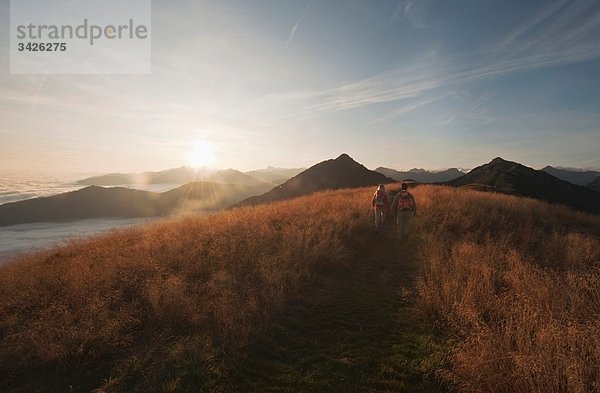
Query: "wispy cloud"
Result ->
[[393, 0, 433, 28], [497, 0, 569, 50], [271, 1, 600, 118], [303, 49, 598, 114], [371, 93, 450, 123], [285, 22, 299, 47], [497, 0, 599, 56], [284, 1, 311, 48], [432, 93, 495, 128]]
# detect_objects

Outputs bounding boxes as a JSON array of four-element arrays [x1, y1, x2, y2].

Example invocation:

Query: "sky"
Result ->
[[1, 0, 599, 175]]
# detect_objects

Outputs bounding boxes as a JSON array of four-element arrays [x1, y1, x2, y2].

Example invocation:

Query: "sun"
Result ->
[[186, 140, 217, 168]]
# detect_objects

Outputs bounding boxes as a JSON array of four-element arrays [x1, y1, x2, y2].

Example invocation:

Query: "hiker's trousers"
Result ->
[[397, 210, 412, 237], [374, 207, 385, 229]]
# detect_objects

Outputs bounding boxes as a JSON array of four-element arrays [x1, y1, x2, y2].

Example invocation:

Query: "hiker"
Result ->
[[391, 183, 417, 240], [371, 184, 389, 232]]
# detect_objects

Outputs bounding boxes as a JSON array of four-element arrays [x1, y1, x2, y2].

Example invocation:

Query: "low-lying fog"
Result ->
[[0, 218, 158, 265]]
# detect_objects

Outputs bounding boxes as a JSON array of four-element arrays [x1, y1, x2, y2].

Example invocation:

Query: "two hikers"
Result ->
[[371, 183, 417, 239]]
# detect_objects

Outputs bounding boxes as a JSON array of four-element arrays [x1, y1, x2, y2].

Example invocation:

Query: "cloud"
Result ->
[[371, 93, 450, 123], [497, 0, 569, 50], [285, 22, 299, 47], [393, 0, 433, 28], [285, 1, 311, 48], [496, 0, 600, 56], [269, 1, 600, 118]]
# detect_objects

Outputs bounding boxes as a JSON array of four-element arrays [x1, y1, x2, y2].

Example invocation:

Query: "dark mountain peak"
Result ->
[[490, 157, 507, 164], [238, 155, 394, 206], [447, 159, 600, 214], [334, 153, 355, 162], [542, 166, 600, 186]]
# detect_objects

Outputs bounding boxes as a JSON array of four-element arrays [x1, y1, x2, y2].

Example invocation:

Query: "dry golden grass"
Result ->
[[2, 183, 598, 392], [0, 188, 372, 392], [412, 185, 600, 392]]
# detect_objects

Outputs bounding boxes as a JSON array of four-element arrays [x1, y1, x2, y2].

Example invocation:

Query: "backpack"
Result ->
[[399, 192, 412, 210], [375, 189, 386, 206]]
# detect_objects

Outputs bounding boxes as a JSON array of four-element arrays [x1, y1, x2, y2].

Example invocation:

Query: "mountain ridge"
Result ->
[[238, 153, 395, 207], [542, 165, 600, 188], [447, 157, 600, 214], [77, 166, 304, 187], [0, 181, 272, 226], [375, 167, 464, 183]]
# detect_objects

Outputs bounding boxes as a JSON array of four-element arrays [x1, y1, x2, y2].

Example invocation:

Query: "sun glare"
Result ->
[[187, 140, 217, 168]]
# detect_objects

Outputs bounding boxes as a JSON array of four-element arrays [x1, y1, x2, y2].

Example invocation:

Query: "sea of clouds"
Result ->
[[0, 174, 180, 264]]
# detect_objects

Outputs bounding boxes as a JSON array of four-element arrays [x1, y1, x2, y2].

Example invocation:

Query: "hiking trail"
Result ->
[[211, 225, 449, 392]]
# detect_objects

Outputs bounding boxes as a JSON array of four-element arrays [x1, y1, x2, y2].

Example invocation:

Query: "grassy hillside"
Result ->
[[1, 184, 598, 392], [0, 187, 388, 392], [412, 185, 600, 392]]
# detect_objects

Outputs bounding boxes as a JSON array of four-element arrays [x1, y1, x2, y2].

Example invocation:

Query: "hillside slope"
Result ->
[[0, 185, 445, 392], [239, 153, 394, 206], [447, 157, 600, 214], [413, 185, 600, 392], [1, 185, 599, 392], [588, 175, 600, 192]]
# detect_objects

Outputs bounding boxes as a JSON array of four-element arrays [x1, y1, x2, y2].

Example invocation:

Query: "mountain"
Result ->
[[238, 153, 395, 206], [148, 167, 212, 184], [245, 167, 306, 185], [0, 182, 273, 226], [77, 167, 303, 187], [376, 167, 464, 183], [0, 186, 162, 226], [206, 169, 268, 187], [76, 173, 135, 186], [77, 167, 216, 186], [447, 157, 600, 214], [542, 166, 600, 187], [159, 182, 272, 214]]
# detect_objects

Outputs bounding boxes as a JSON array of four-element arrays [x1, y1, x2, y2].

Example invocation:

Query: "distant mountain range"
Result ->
[[541, 166, 600, 188], [238, 154, 395, 206], [447, 158, 600, 214], [2, 155, 599, 226], [0, 182, 272, 226], [375, 167, 464, 183], [77, 166, 305, 187]]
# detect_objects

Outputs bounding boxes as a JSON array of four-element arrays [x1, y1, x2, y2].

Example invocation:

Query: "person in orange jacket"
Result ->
[[391, 182, 417, 240], [371, 184, 389, 232]]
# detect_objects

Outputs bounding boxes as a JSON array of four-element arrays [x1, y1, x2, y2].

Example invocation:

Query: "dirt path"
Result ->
[[214, 228, 449, 392]]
